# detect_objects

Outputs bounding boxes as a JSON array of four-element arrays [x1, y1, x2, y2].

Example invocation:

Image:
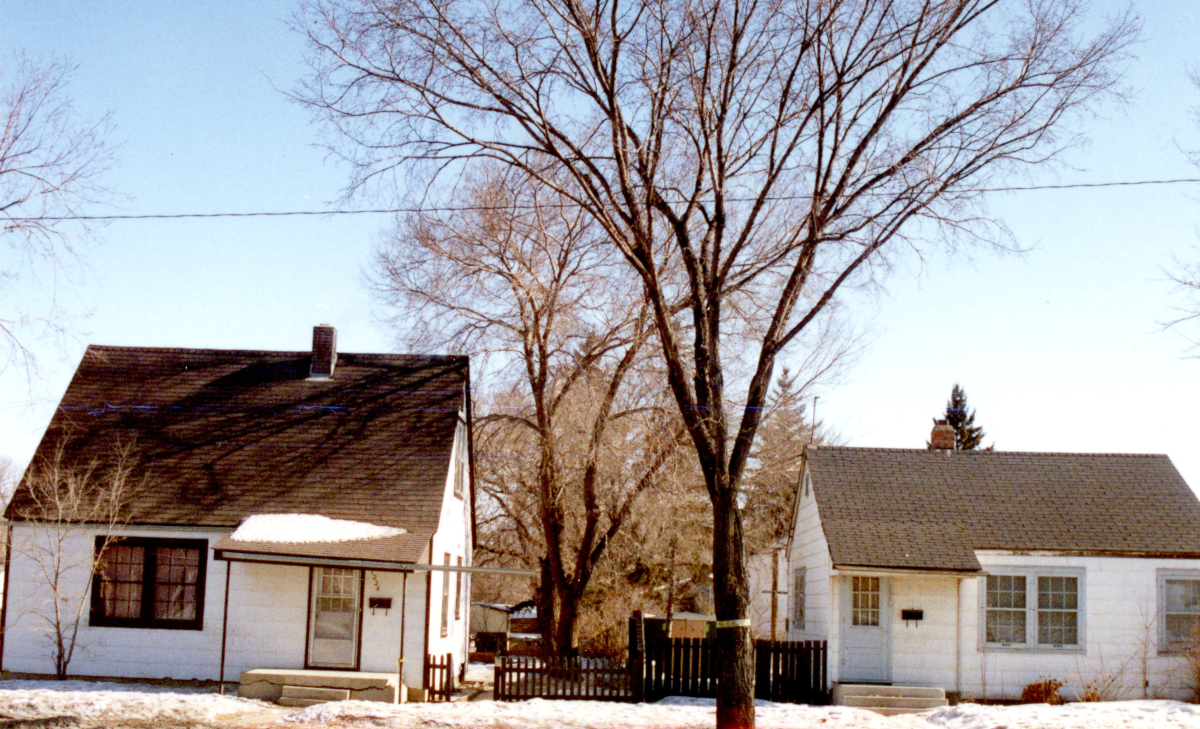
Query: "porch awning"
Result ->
[[823, 519, 983, 573], [212, 532, 429, 571]]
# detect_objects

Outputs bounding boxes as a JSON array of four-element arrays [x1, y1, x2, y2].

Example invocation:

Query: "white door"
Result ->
[[840, 576, 890, 683], [308, 567, 362, 669]]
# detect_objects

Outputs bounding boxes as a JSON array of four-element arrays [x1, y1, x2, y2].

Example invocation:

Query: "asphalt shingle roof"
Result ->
[[807, 446, 1200, 572], [5, 345, 468, 547]]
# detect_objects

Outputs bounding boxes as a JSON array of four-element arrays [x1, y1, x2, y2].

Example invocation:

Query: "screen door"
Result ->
[[307, 567, 362, 668]]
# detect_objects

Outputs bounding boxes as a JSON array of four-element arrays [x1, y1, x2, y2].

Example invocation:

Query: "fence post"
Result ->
[[629, 611, 645, 703]]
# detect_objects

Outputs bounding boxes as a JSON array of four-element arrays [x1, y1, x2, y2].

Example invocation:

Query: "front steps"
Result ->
[[277, 685, 351, 708], [239, 668, 403, 704], [833, 684, 948, 716]]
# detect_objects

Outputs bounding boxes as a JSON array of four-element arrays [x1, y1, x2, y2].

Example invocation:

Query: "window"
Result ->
[[986, 575, 1027, 644], [90, 537, 207, 630], [792, 568, 806, 631], [802, 472, 811, 498], [1160, 571, 1200, 653], [851, 576, 880, 626], [982, 570, 1082, 649], [455, 556, 463, 621], [440, 552, 451, 637], [453, 422, 467, 499]]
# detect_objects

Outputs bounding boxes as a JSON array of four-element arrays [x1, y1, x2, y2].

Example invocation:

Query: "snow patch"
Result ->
[[0, 680, 274, 725], [230, 513, 405, 543], [283, 698, 1200, 729], [464, 662, 495, 684]]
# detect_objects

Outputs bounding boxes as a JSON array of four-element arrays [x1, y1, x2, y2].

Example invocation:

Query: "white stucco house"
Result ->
[[787, 423, 1200, 702], [0, 326, 474, 702]]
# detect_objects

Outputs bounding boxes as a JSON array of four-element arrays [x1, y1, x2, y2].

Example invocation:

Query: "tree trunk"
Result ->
[[712, 489, 754, 729]]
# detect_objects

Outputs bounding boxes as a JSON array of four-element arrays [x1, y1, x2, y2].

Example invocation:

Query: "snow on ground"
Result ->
[[464, 662, 495, 684], [284, 698, 1200, 729], [0, 679, 275, 726], [229, 513, 404, 543]]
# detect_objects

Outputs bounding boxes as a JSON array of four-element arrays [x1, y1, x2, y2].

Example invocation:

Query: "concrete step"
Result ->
[[842, 695, 949, 710], [277, 685, 351, 707], [835, 684, 946, 700], [278, 697, 325, 708], [869, 706, 943, 716]]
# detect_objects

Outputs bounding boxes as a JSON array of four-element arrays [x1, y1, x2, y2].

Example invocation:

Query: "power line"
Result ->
[[8, 177, 1200, 222]]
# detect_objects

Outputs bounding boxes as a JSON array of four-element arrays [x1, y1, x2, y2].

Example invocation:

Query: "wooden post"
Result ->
[[397, 571, 408, 703], [629, 610, 645, 703], [769, 548, 780, 642]]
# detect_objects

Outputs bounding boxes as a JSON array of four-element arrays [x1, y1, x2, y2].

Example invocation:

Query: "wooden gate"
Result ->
[[754, 640, 828, 704], [424, 653, 455, 701]]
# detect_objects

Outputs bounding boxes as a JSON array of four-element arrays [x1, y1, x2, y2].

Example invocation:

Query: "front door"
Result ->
[[307, 567, 363, 669], [840, 575, 890, 683]]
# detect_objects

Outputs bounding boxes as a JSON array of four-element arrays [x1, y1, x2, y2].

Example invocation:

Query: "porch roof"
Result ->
[[212, 531, 429, 569]]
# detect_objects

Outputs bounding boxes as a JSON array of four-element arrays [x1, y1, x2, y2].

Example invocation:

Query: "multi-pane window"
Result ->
[[792, 568, 806, 631], [1162, 576, 1200, 652], [1037, 576, 1079, 646], [851, 576, 880, 627], [91, 537, 207, 630], [440, 553, 452, 637], [986, 575, 1027, 644], [983, 571, 1082, 648]]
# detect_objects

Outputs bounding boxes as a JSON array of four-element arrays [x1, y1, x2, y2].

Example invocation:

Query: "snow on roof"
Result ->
[[510, 606, 537, 619], [229, 514, 405, 544], [471, 602, 514, 613]]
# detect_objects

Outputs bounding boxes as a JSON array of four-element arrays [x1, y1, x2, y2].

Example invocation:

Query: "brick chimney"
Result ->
[[930, 419, 955, 450], [310, 324, 337, 379]]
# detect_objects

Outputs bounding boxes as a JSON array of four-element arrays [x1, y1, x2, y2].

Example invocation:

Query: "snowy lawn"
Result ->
[[0, 679, 281, 727], [464, 662, 495, 685], [283, 696, 1200, 728]]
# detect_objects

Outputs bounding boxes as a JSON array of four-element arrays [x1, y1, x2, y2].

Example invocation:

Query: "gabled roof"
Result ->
[[806, 446, 1200, 573], [5, 345, 469, 543]]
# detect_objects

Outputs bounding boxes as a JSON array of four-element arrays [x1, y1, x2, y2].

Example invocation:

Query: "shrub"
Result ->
[[1021, 678, 1064, 705]]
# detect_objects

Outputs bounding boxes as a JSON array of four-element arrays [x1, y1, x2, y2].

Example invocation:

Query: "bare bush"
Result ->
[[6, 440, 140, 678]]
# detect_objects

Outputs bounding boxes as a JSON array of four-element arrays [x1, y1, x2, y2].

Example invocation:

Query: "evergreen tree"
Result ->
[[935, 384, 990, 451], [742, 368, 820, 551]]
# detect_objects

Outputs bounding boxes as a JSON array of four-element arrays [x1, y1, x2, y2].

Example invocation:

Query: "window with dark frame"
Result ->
[[90, 537, 207, 630], [455, 556, 463, 621], [440, 552, 451, 637]]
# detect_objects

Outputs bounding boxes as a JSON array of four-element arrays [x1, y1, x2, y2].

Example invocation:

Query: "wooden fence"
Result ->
[[494, 655, 632, 701], [425, 653, 455, 702], [754, 640, 828, 705]]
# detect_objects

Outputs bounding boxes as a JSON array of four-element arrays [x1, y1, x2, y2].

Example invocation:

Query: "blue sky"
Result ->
[[3, 1, 1200, 489]]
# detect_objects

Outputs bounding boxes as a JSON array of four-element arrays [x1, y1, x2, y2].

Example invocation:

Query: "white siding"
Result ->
[[1, 524, 433, 688], [887, 575, 959, 689], [747, 550, 787, 639], [786, 467, 835, 667], [425, 417, 472, 672]]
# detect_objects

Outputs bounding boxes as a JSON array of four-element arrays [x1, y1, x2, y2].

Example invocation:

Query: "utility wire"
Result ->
[[8, 177, 1200, 222]]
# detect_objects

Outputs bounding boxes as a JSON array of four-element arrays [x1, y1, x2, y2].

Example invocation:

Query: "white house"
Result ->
[[787, 423, 1200, 703], [0, 326, 474, 702]]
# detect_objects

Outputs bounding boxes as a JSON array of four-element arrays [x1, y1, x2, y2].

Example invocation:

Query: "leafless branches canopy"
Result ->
[[371, 168, 690, 653], [0, 54, 116, 374], [301, 0, 1136, 722]]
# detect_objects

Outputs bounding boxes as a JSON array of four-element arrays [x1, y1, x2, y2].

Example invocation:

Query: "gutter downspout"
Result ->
[[398, 571, 408, 702], [219, 561, 231, 694], [955, 577, 963, 698], [0, 523, 12, 672]]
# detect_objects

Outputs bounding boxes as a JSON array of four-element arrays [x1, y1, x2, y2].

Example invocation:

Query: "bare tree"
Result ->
[[6, 440, 139, 678], [0, 54, 116, 375], [299, 2, 1136, 722], [370, 168, 689, 654]]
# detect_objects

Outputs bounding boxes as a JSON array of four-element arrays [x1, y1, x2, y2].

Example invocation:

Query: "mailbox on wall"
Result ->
[[901, 609, 923, 626]]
